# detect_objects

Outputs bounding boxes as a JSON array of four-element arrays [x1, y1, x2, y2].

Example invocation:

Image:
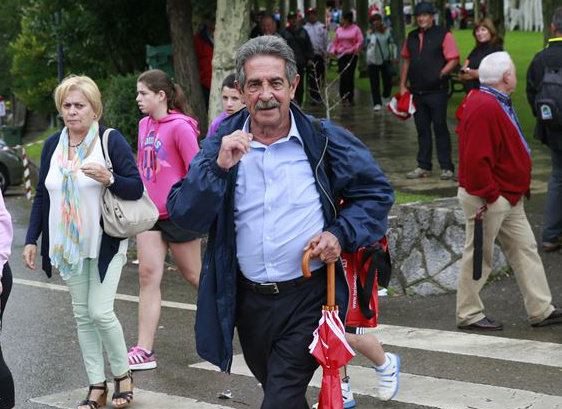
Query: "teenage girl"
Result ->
[[129, 69, 201, 370]]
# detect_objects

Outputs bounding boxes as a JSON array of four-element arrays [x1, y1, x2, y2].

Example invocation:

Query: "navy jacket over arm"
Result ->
[[25, 125, 143, 282]]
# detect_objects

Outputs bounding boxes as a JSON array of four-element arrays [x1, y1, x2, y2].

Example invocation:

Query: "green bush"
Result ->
[[102, 73, 142, 150]]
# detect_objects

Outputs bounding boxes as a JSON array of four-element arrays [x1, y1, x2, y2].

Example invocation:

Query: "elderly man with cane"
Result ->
[[456, 51, 562, 331], [167, 35, 395, 408]]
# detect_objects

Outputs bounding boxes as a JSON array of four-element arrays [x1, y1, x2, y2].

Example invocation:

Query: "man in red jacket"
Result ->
[[456, 51, 562, 330]]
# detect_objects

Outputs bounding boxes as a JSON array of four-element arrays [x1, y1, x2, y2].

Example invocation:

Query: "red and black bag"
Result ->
[[342, 237, 391, 328]]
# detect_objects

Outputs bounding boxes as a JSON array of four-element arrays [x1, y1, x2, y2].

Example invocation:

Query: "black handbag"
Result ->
[[376, 39, 396, 76]]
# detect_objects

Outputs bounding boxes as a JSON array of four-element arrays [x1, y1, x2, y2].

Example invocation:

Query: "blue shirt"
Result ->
[[235, 112, 325, 283]]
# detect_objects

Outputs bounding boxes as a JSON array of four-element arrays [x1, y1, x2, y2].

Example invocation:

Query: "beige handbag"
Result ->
[[100, 128, 158, 239]]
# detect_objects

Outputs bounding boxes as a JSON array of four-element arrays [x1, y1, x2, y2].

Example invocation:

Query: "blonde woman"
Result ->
[[22, 75, 142, 409]]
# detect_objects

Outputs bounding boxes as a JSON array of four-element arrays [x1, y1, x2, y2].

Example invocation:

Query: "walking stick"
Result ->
[[302, 248, 336, 308]]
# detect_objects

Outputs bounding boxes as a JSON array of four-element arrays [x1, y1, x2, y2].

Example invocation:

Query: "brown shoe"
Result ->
[[458, 317, 503, 331], [531, 308, 562, 327]]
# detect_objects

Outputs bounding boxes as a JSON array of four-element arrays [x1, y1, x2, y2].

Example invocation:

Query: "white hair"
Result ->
[[478, 51, 514, 86]]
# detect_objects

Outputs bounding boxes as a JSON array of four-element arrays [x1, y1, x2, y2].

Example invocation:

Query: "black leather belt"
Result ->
[[239, 268, 324, 295]]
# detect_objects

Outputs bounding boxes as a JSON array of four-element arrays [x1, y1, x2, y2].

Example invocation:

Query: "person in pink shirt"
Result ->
[[0, 190, 14, 409], [129, 69, 201, 370], [329, 11, 364, 106]]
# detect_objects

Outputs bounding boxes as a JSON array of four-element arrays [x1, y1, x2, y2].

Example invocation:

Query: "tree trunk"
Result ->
[[280, 0, 287, 28], [342, 0, 351, 14], [356, 0, 368, 77], [473, 0, 480, 21], [390, 0, 405, 52], [166, 0, 207, 132], [208, 0, 251, 123], [543, 0, 555, 45], [487, 0, 505, 41], [290, 0, 297, 13], [266, 0, 274, 14], [435, 0, 445, 27], [317, 0, 326, 26]]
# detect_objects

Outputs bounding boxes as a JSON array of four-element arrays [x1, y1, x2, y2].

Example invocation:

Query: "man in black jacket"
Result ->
[[281, 11, 314, 105], [399, 2, 459, 181], [527, 7, 562, 252]]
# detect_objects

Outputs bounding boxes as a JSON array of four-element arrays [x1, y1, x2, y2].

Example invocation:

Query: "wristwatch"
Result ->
[[106, 173, 115, 188]]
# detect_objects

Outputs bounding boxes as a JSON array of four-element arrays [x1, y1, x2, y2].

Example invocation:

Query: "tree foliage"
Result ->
[[103, 73, 142, 149], [9, 0, 169, 114]]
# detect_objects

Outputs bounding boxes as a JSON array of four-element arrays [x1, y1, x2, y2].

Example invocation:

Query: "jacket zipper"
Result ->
[[313, 132, 351, 325]]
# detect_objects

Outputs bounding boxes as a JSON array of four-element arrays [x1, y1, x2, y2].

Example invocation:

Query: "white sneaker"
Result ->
[[373, 104, 382, 111], [341, 378, 357, 408], [375, 352, 400, 401], [311, 378, 356, 409]]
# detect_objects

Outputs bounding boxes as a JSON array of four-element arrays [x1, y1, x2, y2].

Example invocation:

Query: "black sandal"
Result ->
[[78, 381, 108, 409], [112, 370, 133, 409]]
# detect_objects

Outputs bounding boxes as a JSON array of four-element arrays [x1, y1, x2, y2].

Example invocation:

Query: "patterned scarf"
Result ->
[[51, 121, 99, 279]]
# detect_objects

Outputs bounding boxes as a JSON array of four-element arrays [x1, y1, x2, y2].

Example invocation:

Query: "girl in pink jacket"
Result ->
[[129, 69, 201, 370]]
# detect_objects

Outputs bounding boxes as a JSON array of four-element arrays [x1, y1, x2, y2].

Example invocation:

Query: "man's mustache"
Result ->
[[255, 99, 281, 110]]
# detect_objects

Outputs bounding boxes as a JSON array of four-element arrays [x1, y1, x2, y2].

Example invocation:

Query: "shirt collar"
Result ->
[[242, 109, 303, 147], [480, 85, 512, 107]]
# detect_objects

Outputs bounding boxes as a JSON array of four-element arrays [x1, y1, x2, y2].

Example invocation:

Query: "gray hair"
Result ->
[[479, 51, 514, 85], [235, 35, 298, 88], [553, 7, 562, 33]]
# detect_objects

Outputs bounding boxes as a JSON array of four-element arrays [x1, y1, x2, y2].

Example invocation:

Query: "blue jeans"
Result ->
[[542, 148, 562, 244], [66, 254, 128, 384]]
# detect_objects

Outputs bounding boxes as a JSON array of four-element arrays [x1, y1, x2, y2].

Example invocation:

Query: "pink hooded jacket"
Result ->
[[138, 111, 200, 219]]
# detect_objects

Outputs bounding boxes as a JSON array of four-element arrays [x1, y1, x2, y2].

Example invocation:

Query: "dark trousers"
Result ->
[[367, 64, 392, 106], [0, 263, 14, 409], [543, 147, 562, 244], [307, 54, 325, 102], [338, 54, 358, 103], [294, 65, 306, 106], [237, 272, 326, 409], [412, 91, 454, 171]]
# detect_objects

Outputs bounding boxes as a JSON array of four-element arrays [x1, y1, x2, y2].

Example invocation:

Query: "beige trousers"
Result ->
[[456, 188, 554, 326]]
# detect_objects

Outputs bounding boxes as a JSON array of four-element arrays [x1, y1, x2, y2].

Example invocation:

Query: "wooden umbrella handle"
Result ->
[[302, 248, 336, 307]]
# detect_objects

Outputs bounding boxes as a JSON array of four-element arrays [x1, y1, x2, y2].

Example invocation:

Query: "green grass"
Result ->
[[328, 28, 544, 143], [24, 127, 56, 164], [394, 191, 438, 204]]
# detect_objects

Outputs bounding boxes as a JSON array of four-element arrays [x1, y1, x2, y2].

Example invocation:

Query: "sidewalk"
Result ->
[[303, 87, 551, 199]]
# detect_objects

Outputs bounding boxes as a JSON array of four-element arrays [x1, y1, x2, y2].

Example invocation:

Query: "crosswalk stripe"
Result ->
[[191, 354, 562, 409], [370, 325, 562, 368], [16, 278, 561, 367], [31, 386, 236, 409], [13, 278, 197, 311]]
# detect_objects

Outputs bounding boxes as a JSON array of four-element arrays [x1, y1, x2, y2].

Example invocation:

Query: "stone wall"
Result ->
[[386, 198, 508, 296]]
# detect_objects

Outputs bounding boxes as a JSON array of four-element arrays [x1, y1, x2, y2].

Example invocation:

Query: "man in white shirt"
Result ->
[[303, 7, 329, 104]]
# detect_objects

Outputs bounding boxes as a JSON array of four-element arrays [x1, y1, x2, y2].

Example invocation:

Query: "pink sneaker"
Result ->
[[128, 346, 157, 370]]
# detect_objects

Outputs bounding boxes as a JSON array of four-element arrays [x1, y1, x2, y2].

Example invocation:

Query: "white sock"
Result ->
[[375, 354, 391, 371]]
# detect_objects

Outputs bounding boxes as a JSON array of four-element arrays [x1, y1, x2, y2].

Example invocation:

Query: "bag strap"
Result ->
[[355, 247, 378, 319], [101, 128, 115, 172]]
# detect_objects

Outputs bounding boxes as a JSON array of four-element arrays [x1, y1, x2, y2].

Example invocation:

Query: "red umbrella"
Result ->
[[302, 250, 356, 409]]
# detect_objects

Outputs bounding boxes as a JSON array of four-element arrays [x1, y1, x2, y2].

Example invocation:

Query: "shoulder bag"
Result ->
[[100, 128, 158, 239]]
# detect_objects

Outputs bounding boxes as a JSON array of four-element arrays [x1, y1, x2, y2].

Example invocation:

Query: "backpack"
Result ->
[[535, 65, 562, 128]]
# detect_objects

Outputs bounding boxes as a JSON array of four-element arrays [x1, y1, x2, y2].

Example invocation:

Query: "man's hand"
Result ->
[[22, 244, 37, 270], [216, 130, 253, 170], [399, 84, 408, 96], [304, 231, 341, 264]]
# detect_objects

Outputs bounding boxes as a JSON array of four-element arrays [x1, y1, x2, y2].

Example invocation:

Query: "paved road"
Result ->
[[2, 186, 561, 409], [6, 95, 561, 409]]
